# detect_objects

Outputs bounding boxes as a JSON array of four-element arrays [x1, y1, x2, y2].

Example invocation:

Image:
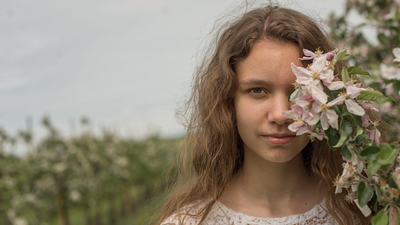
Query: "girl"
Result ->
[[157, 3, 374, 225]]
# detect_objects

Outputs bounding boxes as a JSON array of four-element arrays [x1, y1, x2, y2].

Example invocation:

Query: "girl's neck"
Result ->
[[219, 151, 323, 218]]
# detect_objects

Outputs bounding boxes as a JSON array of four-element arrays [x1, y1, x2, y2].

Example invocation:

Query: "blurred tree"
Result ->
[[326, 0, 400, 140]]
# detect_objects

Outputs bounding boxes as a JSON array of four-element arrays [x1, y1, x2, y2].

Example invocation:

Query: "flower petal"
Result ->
[[310, 82, 328, 104], [326, 109, 339, 130], [320, 112, 329, 130], [327, 81, 344, 90], [291, 63, 312, 85], [310, 56, 327, 72], [345, 99, 365, 116], [288, 121, 304, 133], [327, 95, 346, 107], [282, 110, 299, 120], [289, 88, 302, 102]]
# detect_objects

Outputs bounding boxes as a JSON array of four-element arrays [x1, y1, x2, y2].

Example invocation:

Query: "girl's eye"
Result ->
[[250, 88, 266, 94]]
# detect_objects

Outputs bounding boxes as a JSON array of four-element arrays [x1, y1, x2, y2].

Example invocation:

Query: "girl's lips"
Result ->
[[263, 135, 296, 145]]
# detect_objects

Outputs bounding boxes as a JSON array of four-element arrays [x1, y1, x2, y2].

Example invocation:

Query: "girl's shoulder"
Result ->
[[160, 201, 205, 225]]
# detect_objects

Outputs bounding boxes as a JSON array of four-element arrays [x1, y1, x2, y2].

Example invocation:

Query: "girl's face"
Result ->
[[234, 39, 310, 164]]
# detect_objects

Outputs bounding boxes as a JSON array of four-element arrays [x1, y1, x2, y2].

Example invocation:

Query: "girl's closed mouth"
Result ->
[[262, 134, 296, 145]]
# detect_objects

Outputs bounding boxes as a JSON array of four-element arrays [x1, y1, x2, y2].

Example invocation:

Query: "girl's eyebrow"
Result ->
[[239, 79, 273, 86]]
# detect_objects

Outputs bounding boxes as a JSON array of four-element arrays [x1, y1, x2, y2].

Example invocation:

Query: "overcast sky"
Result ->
[[0, 0, 345, 154]]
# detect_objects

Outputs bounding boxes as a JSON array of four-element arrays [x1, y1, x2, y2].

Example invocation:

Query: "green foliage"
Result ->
[[325, 126, 341, 150], [357, 90, 396, 104], [333, 120, 353, 148], [371, 209, 388, 225], [347, 66, 370, 76], [358, 182, 374, 207], [0, 118, 181, 224]]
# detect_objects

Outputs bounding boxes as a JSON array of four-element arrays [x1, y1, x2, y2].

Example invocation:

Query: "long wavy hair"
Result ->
[[155, 4, 380, 225]]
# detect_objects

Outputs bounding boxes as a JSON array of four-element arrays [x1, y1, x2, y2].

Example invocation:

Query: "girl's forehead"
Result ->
[[236, 40, 301, 80]]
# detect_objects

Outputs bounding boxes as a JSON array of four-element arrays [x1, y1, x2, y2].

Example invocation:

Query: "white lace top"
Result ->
[[161, 200, 339, 225]]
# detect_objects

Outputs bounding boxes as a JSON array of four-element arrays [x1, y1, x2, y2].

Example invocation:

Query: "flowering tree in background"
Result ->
[[0, 117, 180, 225], [326, 0, 400, 140]]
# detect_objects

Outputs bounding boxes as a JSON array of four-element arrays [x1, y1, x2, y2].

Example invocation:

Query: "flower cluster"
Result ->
[[284, 48, 399, 223], [283, 49, 381, 144]]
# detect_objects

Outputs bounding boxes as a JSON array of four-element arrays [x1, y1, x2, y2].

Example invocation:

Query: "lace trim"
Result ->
[[161, 199, 338, 225], [214, 200, 335, 224]]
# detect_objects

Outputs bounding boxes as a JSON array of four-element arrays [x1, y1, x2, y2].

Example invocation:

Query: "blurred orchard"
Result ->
[[0, 116, 181, 225], [1, 0, 400, 224]]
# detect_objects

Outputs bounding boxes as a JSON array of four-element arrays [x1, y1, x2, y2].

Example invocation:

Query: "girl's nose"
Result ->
[[268, 95, 292, 125]]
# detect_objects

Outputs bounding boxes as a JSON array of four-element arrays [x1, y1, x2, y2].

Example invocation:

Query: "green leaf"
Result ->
[[341, 67, 351, 84], [370, 193, 378, 212], [340, 107, 350, 117], [332, 49, 347, 65], [353, 134, 366, 146], [341, 144, 352, 160], [367, 159, 381, 176], [375, 147, 398, 165], [325, 127, 341, 150], [392, 80, 400, 95], [377, 33, 389, 46], [332, 105, 341, 115], [379, 143, 392, 151], [371, 209, 388, 225], [350, 125, 364, 142], [360, 146, 381, 159], [347, 66, 370, 76], [342, 53, 356, 60], [333, 120, 353, 148], [388, 174, 398, 189], [390, 141, 400, 149], [357, 90, 396, 104], [353, 115, 363, 127], [358, 181, 374, 207]]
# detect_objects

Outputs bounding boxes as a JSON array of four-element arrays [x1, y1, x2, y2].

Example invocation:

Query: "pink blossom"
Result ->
[[367, 128, 381, 146], [345, 80, 365, 99], [299, 49, 336, 61], [283, 105, 316, 135], [312, 102, 339, 130], [380, 64, 400, 80], [393, 47, 400, 62], [294, 93, 315, 108], [309, 56, 334, 86], [299, 49, 319, 61], [291, 63, 328, 103], [345, 99, 365, 116], [361, 114, 370, 128], [309, 128, 327, 140], [335, 162, 354, 194], [327, 95, 346, 107]]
